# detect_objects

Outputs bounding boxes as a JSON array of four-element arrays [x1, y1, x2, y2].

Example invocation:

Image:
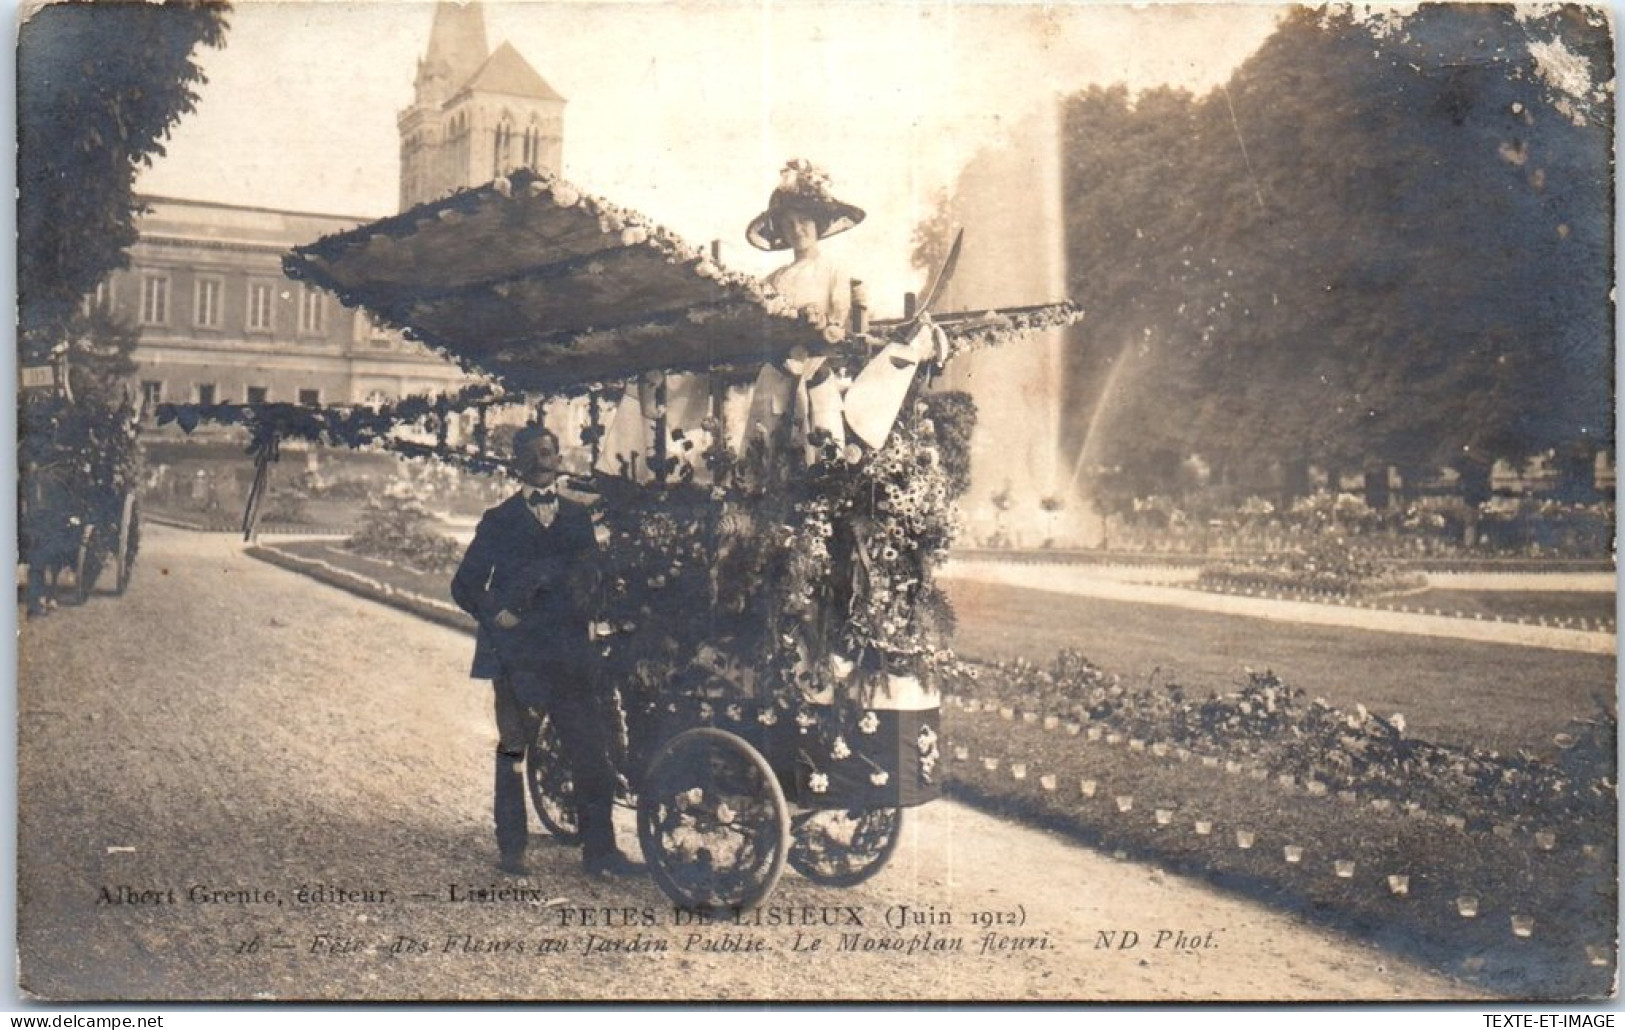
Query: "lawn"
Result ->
[[942, 579, 1615, 757]]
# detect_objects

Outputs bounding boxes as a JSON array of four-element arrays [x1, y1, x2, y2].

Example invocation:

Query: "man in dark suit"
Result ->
[[451, 425, 642, 878]]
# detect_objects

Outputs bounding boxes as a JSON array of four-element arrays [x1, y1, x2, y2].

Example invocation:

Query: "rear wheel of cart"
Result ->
[[114, 496, 140, 596], [788, 807, 904, 886], [525, 713, 581, 844], [636, 728, 789, 911], [74, 525, 105, 603]]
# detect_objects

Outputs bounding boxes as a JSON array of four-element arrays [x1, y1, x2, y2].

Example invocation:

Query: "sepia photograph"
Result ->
[[11, 0, 1618, 1007]]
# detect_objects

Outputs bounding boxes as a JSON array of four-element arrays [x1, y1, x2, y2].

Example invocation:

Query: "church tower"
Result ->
[[397, 2, 567, 211]]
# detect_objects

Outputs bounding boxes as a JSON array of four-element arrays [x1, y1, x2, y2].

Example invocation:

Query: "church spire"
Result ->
[[414, 2, 489, 106]]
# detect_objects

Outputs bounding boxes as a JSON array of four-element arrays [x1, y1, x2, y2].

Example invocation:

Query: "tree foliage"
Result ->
[[1054, 4, 1613, 499], [18, 0, 230, 356]]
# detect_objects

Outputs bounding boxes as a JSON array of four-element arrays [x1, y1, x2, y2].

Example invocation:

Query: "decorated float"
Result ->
[[162, 164, 1079, 908]]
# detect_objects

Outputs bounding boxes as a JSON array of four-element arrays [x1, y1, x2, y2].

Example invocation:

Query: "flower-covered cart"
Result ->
[[268, 167, 1078, 909]]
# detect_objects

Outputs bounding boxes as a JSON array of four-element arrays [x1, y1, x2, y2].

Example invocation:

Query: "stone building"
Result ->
[[114, 2, 563, 414]]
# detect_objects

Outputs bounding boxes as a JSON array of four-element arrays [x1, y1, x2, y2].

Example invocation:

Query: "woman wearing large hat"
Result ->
[[740, 160, 868, 484]]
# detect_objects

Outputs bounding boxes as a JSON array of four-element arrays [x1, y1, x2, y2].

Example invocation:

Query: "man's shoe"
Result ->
[[498, 851, 531, 876], [584, 851, 646, 878]]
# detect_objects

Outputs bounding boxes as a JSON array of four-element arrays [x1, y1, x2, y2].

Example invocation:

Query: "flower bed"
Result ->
[[1198, 538, 1427, 597], [939, 653, 1616, 997]]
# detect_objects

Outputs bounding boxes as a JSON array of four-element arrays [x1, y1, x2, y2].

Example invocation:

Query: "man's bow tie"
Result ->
[[527, 489, 558, 508]]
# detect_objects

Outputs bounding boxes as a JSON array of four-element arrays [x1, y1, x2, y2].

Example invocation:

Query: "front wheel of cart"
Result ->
[[525, 713, 581, 844], [636, 728, 789, 911], [788, 807, 904, 886]]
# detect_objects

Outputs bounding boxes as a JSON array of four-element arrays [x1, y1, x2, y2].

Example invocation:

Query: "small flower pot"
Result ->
[[954, 746, 970, 762], [1087, 726, 1103, 742], [1154, 808, 1173, 826], [1040, 774, 1057, 791], [1456, 895, 1479, 918], [982, 757, 1000, 771], [1043, 715, 1060, 730], [1079, 779, 1098, 798], [1114, 795, 1134, 813], [1105, 732, 1123, 746], [1444, 815, 1466, 830], [1306, 781, 1328, 797], [1510, 915, 1534, 938], [1064, 722, 1082, 736], [1021, 711, 1038, 725], [1235, 829, 1255, 849], [1370, 799, 1392, 812], [1226, 761, 1244, 775], [1283, 845, 1303, 863], [1334, 859, 1355, 878], [1011, 762, 1028, 780], [1277, 773, 1297, 788], [1387, 874, 1410, 896], [999, 707, 1015, 721], [1587, 945, 1611, 967], [1151, 742, 1170, 757], [1337, 790, 1358, 804], [1491, 824, 1513, 840], [1128, 738, 1146, 752], [1248, 767, 1268, 781], [1194, 820, 1213, 836], [1534, 831, 1557, 851], [1201, 755, 1220, 768], [1175, 747, 1191, 762]]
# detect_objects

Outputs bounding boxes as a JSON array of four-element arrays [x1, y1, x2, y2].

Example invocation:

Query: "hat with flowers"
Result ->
[[746, 158, 866, 251]]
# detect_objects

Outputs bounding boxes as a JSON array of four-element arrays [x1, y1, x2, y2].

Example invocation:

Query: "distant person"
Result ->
[[451, 425, 641, 878]]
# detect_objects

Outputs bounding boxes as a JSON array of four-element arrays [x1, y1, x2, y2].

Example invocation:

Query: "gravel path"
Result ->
[[12, 526, 1489, 1003], [940, 560, 1616, 656]]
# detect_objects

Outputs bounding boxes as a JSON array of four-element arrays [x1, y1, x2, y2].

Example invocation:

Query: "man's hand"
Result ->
[[492, 609, 520, 630]]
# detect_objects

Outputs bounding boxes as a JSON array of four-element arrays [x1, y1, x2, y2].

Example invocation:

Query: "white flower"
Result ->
[[726, 704, 744, 722], [757, 707, 779, 727], [869, 771, 890, 787], [552, 185, 580, 207], [831, 737, 851, 761], [715, 803, 735, 825], [858, 711, 880, 735], [681, 787, 704, 807], [808, 773, 829, 794], [697, 702, 713, 720]]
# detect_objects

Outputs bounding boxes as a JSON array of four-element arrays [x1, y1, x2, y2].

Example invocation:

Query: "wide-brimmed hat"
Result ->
[[746, 159, 866, 251]]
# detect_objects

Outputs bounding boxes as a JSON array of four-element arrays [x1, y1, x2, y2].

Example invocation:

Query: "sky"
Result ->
[[132, 0, 1287, 309]]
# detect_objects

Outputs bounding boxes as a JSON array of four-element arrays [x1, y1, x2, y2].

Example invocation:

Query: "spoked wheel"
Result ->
[[114, 496, 139, 596], [636, 728, 789, 911], [74, 525, 105, 603], [525, 713, 581, 844], [789, 807, 904, 886]]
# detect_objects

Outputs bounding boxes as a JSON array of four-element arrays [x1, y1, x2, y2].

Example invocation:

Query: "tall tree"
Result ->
[[18, 0, 230, 359], [1050, 4, 1612, 502]]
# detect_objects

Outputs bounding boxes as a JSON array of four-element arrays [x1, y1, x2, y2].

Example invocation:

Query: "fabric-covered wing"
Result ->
[[283, 168, 827, 392]]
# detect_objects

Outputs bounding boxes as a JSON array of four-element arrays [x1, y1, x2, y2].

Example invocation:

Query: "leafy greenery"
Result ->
[[18, 0, 230, 353], [953, 5, 1613, 505]]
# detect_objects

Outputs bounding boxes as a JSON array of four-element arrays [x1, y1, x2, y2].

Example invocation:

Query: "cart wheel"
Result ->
[[636, 728, 789, 911], [114, 497, 139, 596], [74, 526, 105, 603], [525, 712, 581, 844], [789, 807, 904, 887]]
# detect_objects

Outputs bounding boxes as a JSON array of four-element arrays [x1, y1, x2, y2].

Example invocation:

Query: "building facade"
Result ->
[[118, 2, 564, 415], [116, 196, 473, 413]]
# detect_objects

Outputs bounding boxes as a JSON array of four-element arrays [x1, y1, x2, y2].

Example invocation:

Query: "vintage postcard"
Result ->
[[12, 0, 1617, 1007]]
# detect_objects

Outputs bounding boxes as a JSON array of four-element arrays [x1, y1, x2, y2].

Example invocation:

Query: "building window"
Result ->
[[83, 280, 114, 316], [140, 274, 169, 325], [246, 386, 268, 405], [299, 285, 325, 334], [298, 388, 321, 407], [248, 283, 274, 331], [195, 383, 217, 406], [194, 278, 222, 328], [140, 380, 163, 410]]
